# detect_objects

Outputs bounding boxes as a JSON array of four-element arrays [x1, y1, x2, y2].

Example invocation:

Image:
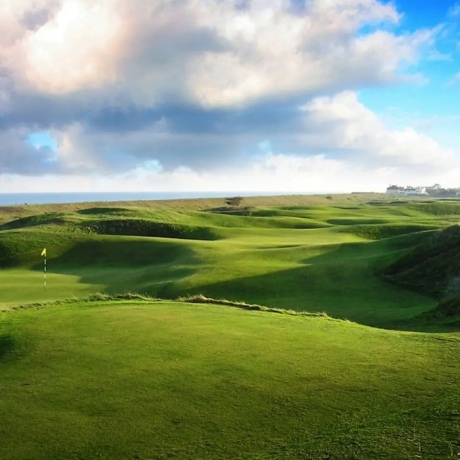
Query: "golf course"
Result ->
[[1, 193, 459, 459]]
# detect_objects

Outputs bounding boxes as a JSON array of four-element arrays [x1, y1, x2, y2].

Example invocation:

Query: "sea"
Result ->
[[0, 191, 304, 206]]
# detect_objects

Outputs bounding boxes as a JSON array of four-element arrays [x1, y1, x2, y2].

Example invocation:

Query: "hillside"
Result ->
[[2, 196, 460, 329], [382, 224, 460, 327], [1, 196, 460, 459]]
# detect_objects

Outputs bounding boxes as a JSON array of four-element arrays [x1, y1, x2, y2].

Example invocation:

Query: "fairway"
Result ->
[[1, 195, 460, 459], [1, 300, 459, 459], [0, 196, 451, 328], [3, 0, 460, 457]]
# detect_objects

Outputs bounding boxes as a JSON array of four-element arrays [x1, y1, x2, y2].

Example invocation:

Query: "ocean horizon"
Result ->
[[0, 191, 323, 206]]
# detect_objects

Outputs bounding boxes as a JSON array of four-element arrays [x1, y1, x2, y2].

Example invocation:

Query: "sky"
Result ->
[[0, 0, 459, 194]]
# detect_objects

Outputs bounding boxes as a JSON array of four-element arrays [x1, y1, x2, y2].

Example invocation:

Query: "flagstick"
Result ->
[[44, 255, 47, 291]]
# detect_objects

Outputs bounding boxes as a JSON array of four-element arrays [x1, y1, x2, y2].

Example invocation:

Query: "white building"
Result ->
[[404, 186, 427, 196], [415, 187, 427, 195], [386, 185, 428, 195], [425, 184, 441, 193], [404, 187, 418, 195]]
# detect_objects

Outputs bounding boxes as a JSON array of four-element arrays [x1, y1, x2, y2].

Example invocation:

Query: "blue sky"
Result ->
[[0, 0, 459, 193]]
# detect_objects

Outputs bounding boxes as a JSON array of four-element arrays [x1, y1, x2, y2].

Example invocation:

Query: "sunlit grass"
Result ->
[[1, 195, 460, 458], [0, 300, 458, 459]]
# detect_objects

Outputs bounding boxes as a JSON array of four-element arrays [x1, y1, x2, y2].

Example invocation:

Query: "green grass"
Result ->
[[0, 196, 455, 328], [1, 194, 460, 458], [383, 225, 460, 298], [0, 269, 100, 305], [0, 300, 459, 459]]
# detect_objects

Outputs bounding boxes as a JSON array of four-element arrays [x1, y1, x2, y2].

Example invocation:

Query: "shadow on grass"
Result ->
[[205, 207, 251, 216], [33, 239, 196, 268], [182, 266, 439, 331], [0, 336, 14, 361], [177, 238, 446, 332], [30, 239, 197, 297], [76, 207, 133, 216], [28, 234, 454, 332], [0, 212, 69, 230]]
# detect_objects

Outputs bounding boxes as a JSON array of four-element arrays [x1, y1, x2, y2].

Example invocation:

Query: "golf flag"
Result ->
[[41, 248, 46, 257]]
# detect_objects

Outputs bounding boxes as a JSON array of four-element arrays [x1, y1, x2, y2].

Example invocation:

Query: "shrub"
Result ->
[[225, 196, 244, 207]]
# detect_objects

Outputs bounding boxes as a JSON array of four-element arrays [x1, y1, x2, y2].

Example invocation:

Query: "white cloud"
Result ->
[[300, 91, 456, 168], [3, 151, 458, 194], [0, 0, 457, 193], [2, 89, 459, 193], [23, 1, 125, 93], [1, 0, 125, 94], [0, 0, 438, 106]]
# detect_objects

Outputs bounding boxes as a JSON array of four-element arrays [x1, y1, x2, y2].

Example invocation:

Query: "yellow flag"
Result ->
[[41, 248, 46, 257]]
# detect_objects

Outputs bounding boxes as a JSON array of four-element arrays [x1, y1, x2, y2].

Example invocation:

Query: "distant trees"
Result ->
[[225, 196, 244, 207]]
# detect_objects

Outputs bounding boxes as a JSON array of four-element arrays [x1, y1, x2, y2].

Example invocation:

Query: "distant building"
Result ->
[[386, 185, 404, 194], [415, 186, 427, 195], [425, 184, 442, 193], [386, 185, 428, 196], [404, 186, 418, 196]]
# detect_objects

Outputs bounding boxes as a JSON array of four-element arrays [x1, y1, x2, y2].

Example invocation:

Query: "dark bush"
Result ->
[[85, 219, 219, 241], [225, 196, 243, 207]]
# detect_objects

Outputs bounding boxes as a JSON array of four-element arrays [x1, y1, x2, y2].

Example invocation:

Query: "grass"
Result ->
[[0, 194, 460, 458], [0, 269, 100, 305], [0, 300, 459, 459], [383, 224, 460, 298], [0, 196, 456, 328]]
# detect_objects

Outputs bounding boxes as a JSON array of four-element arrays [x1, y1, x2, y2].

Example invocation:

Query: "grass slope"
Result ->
[[382, 225, 460, 329], [1, 196, 460, 459], [0, 300, 459, 459], [2, 196, 458, 329], [383, 225, 460, 298]]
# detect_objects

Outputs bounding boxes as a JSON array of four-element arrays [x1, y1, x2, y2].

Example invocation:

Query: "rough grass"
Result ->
[[177, 293, 330, 317]]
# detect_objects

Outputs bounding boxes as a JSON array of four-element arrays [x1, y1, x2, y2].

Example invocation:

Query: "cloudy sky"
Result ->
[[1, 0, 459, 193]]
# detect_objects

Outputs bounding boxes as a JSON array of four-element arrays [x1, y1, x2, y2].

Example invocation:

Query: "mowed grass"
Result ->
[[0, 196, 455, 328], [1, 196, 460, 459], [0, 300, 459, 459], [0, 269, 101, 305], [0, 227, 436, 327]]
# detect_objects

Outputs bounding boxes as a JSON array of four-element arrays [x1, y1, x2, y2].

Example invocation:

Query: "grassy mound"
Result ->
[[1, 196, 460, 458], [407, 201, 460, 216], [426, 295, 460, 317], [339, 223, 438, 240], [0, 212, 78, 230], [383, 225, 460, 298], [381, 225, 460, 325], [0, 196, 456, 328], [0, 300, 459, 459], [85, 218, 221, 240], [0, 231, 83, 267]]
